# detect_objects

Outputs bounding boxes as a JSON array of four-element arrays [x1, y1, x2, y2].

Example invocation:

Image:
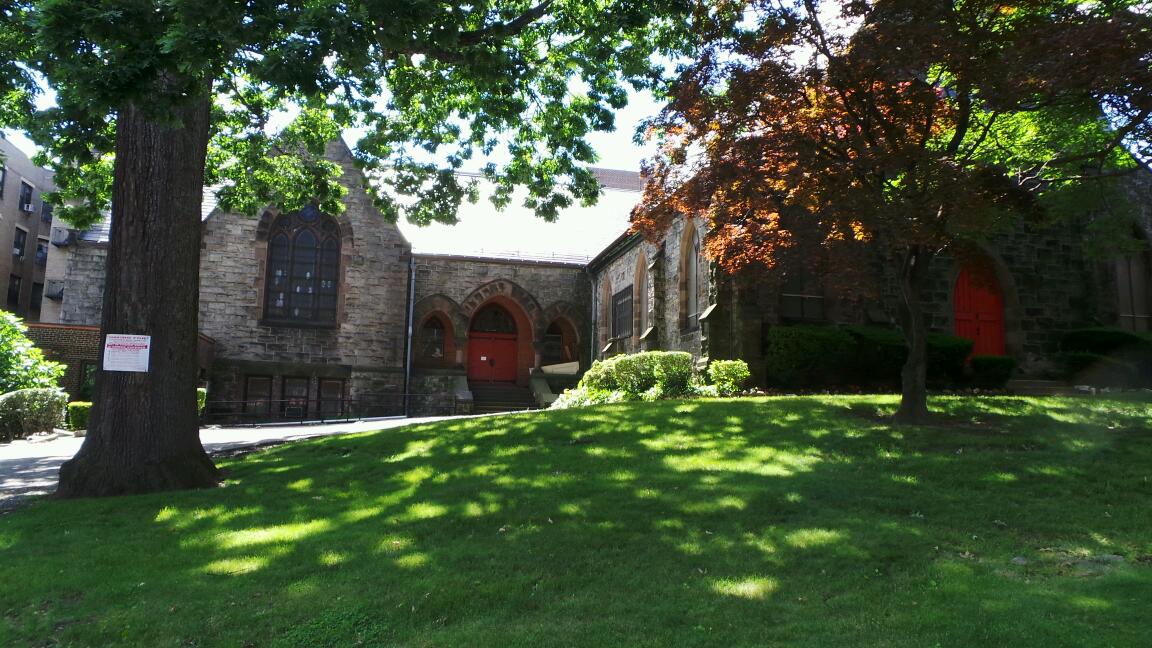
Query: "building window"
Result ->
[[35, 239, 48, 267], [41, 202, 53, 225], [318, 379, 345, 418], [543, 320, 576, 365], [681, 226, 701, 331], [263, 205, 341, 326], [244, 376, 273, 416], [419, 317, 446, 360], [780, 269, 826, 321], [13, 228, 27, 258], [0, 166, 6, 198], [1115, 233, 1151, 332], [18, 181, 33, 210], [30, 282, 43, 317], [472, 303, 517, 333], [612, 285, 634, 340], [635, 253, 649, 339], [281, 377, 309, 418], [6, 275, 20, 309]]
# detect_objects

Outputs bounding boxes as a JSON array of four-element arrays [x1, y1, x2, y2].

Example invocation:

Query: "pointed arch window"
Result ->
[[264, 206, 341, 325]]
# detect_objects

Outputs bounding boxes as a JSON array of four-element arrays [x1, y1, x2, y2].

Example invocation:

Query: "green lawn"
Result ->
[[2, 395, 1151, 647]]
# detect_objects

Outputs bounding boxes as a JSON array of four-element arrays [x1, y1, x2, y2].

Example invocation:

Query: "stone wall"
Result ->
[[58, 243, 107, 326], [198, 140, 412, 411], [589, 217, 708, 361], [412, 254, 590, 384]]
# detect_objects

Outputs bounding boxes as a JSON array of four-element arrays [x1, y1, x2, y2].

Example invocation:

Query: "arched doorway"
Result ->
[[954, 263, 1005, 356], [468, 303, 519, 382]]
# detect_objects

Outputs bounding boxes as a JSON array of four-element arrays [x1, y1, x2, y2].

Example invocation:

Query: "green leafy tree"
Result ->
[[0, 312, 64, 394], [0, 0, 698, 495], [634, 0, 1152, 422]]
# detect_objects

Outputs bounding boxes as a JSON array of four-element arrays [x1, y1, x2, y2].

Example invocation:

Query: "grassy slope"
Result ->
[[1, 395, 1150, 647]]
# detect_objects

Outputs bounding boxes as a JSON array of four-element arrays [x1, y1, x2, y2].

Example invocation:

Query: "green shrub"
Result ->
[[708, 359, 751, 396], [579, 357, 622, 392], [970, 356, 1016, 389], [0, 388, 67, 442], [197, 387, 208, 414], [653, 351, 694, 395], [550, 387, 626, 409], [926, 333, 975, 386], [841, 326, 907, 387], [0, 312, 65, 394], [612, 353, 660, 396], [763, 325, 855, 387], [67, 401, 92, 431], [1061, 328, 1152, 355]]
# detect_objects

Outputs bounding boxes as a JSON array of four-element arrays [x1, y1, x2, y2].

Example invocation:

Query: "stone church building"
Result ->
[[31, 140, 1152, 420]]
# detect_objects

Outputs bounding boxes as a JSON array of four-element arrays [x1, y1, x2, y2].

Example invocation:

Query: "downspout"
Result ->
[[404, 255, 416, 417]]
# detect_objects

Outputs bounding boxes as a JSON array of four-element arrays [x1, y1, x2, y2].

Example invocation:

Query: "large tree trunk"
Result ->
[[894, 245, 932, 424], [57, 94, 218, 497]]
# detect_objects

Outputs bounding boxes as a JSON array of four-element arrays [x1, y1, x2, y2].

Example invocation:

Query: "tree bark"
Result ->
[[57, 93, 219, 497], [894, 245, 932, 424]]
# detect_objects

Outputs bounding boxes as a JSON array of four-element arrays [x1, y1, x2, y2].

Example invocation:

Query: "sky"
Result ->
[[1, 89, 662, 260]]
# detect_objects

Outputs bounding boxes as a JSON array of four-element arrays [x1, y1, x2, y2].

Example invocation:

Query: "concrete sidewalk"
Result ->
[[0, 415, 465, 511]]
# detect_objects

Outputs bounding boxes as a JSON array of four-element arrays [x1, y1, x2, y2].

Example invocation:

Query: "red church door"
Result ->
[[467, 303, 519, 382], [954, 264, 1005, 356]]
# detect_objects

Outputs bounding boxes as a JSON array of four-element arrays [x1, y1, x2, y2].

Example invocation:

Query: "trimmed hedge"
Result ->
[[764, 325, 856, 387], [554, 351, 699, 409], [708, 359, 751, 396], [67, 401, 92, 431], [0, 388, 67, 443], [766, 325, 975, 389], [197, 387, 208, 414]]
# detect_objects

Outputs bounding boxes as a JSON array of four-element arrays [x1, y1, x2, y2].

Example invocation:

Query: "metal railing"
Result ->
[[201, 392, 459, 426]]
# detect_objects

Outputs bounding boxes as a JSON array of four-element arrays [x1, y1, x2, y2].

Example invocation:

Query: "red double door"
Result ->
[[954, 264, 1005, 356], [467, 333, 518, 382]]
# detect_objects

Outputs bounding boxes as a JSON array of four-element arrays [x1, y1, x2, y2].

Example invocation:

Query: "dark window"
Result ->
[[780, 270, 826, 322], [0, 166, 6, 198], [30, 282, 43, 316], [612, 285, 634, 339], [420, 317, 446, 360], [13, 228, 27, 258], [281, 377, 309, 418], [263, 206, 340, 325], [318, 379, 345, 418], [542, 322, 568, 365], [244, 376, 273, 416], [35, 239, 48, 267], [78, 363, 97, 401], [18, 182, 33, 209], [6, 275, 20, 309], [471, 304, 516, 333], [41, 202, 53, 225]]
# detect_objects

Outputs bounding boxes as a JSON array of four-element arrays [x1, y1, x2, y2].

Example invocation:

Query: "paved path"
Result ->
[[0, 415, 465, 511]]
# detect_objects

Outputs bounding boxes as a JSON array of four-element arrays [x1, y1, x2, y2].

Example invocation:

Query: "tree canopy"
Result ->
[[4, 0, 697, 225], [634, 0, 1152, 421]]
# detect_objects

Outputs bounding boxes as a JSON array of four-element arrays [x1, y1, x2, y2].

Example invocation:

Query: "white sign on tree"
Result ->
[[103, 334, 151, 372]]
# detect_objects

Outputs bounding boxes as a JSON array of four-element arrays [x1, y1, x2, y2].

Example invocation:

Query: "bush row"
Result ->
[[0, 388, 67, 443], [552, 352, 751, 409], [63, 388, 209, 432], [763, 325, 990, 389]]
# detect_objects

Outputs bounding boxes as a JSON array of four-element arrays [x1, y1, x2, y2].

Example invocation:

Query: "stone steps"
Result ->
[[469, 382, 539, 414]]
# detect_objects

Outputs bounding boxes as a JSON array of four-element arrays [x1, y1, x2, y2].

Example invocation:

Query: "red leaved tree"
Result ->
[[634, 0, 1152, 421]]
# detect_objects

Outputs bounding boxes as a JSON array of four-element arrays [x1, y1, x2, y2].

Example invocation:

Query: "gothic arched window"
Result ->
[[264, 205, 341, 325]]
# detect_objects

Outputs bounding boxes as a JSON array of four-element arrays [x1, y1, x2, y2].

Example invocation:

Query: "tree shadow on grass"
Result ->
[[1, 396, 1150, 646]]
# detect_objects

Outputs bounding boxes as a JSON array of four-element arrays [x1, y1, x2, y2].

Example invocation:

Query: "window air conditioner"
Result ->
[[50, 227, 74, 247], [21, 203, 34, 213]]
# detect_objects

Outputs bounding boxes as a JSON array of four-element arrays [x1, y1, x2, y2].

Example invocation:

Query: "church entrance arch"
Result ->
[[468, 303, 520, 382]]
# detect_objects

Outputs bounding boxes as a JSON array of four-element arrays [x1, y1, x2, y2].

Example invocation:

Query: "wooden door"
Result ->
[[467, 334, 518, 382], [954, 264, 1005, 356]]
